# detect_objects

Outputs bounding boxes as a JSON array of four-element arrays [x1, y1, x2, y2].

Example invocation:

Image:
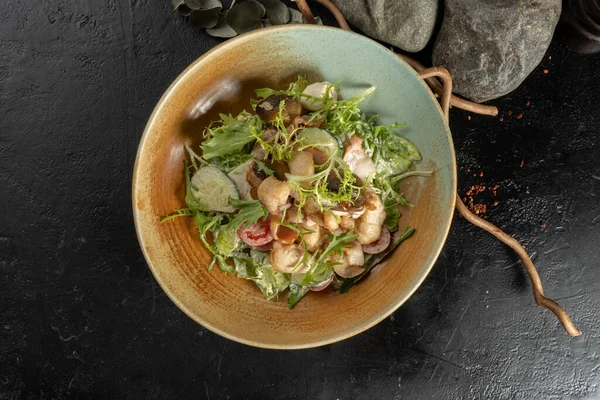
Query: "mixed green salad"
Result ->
[[163, 76, 430, 308]]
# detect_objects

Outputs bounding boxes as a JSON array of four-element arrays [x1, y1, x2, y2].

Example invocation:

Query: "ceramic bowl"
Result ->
[[133, 25, 456, 349]]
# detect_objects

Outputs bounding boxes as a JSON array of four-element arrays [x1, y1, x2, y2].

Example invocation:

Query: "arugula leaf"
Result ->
[[288, 283, 310, 308], [201, 111, 263, 160], [339, 226, 415, 293], [302, 232, 358, 287]]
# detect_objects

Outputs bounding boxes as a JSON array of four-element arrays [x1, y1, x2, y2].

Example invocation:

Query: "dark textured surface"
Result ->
[[1, 1, 599, 399]]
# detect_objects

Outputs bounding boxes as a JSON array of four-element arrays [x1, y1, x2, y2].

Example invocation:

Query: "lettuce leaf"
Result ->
[[234, 250, 290, 299], [201, 111, 263, 160]]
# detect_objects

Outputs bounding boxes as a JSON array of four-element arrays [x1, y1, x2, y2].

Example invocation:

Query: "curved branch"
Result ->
[[455, 194, 581, 337], [314, 0, 350, 30], [396, 54, 499, 116], [296, 0, 580, 337], [293, 0, 316, 25]]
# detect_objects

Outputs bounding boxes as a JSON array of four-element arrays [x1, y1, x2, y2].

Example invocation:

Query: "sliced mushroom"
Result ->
[[333, 240, 365, 278], [309, 274, 334, 291], [246, 160, 266, 189], [301, 217, 325, 252], [256, 95, 302, 125], [270, 242, 309, 273]]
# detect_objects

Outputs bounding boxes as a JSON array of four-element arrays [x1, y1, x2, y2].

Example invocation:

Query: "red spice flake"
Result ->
[[466, 168, 471, 173], [493, 201, 499, 207], [473, 173, 477, 177], [516, 113, 523, 119], [520, 160, 525, 167], [525, 189, 530, 194], [479, 172, 484, 177], [543, 69, 549, 74], [541, 223, 547, 228], [526, 100, 531, 106], [508, 110, 513, 116], [490, 184, 499, 196], [466, 185, 487, 196], [499, 117, 504, 121], [468, 115, 472, 121], [469, 203, 487, 216]]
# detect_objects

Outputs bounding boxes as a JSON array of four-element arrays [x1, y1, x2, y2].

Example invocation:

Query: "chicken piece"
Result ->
[[284, 206, 304, 224], [343, 135, 376, 182], [270, 242, 309, 273], [333, 241, 365, 278], [288, 150, 315, 177], [356, 188, 386, 244], [257, 176, 290, 216], [301, 217, 325, 252], [323, 211, 339, 232], [303, 198, 321, 215], [339, 215, 355, 231]]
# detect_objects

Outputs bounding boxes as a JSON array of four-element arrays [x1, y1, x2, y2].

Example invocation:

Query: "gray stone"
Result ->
[[331, 0, 439, 53], [432, 0, 561, 103]]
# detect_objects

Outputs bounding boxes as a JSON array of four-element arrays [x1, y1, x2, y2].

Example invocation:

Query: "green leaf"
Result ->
[[226, 0, 266, 34], [185, 0, 222, 10], [288, 283, 310, 308], [302, 232, 358, 287], [227, 198, 268, 232], [160, 207, 194, 223], [201, 112, 263, 160], [234, 251, 290, 299], [339, 226, 415, 293], [173, 0, 193, 15], [258, 0, 290, 25], [215, 225, 240, 256], [206, 12, 238, 38], [189, 8, 222, 28]]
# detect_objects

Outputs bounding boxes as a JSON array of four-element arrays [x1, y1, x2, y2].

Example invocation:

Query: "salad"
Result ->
[[163, 76, 430, 308]]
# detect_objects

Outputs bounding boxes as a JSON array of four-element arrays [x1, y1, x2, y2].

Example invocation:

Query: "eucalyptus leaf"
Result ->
[[206, 12, 237, 38], [185, 0, 222, 10], [189, 7, 222, 28], [258, 0, 290, 25], [226, 0, 266, 34], [173, 0, 193, 16], [288, 7, 303, 24]]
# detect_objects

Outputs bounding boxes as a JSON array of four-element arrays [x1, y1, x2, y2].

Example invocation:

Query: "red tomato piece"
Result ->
[[237, 219, 273, 247]]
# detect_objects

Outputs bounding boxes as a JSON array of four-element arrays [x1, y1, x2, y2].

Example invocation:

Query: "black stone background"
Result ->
[[1, 1, 600, 399]]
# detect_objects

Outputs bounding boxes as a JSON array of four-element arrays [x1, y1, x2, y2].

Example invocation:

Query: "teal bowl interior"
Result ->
[[133, 25, 457, 348]]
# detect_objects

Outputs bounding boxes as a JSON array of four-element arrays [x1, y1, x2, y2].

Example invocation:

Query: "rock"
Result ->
[[331, 0, 438, 53], [432, 0, 561, 103]]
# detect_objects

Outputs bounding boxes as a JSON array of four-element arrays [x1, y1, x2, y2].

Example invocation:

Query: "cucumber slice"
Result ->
[[297, 128, 341, 160], [228, 160, 253, 201], [190, 165, 239, 213]]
